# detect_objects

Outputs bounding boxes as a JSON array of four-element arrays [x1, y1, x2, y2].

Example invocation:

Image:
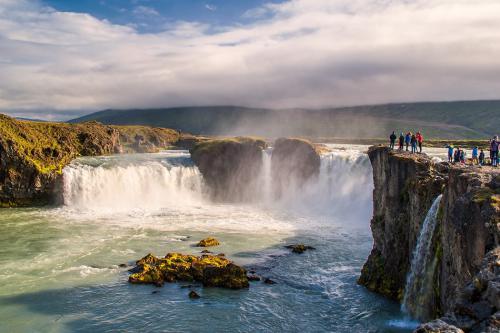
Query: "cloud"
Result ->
[[205, 4, 217, 12], [0, 0, 500, 119], [132, 5, 159, 17]]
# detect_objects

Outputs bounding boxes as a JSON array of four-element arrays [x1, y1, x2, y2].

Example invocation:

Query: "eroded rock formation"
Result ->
[[190, 137, 267, 201], [358, 146, 499, 332]]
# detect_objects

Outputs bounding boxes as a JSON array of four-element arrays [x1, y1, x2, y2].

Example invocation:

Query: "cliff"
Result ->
[[190, 137, 267, 201], [358, 146, 499, 331], [0, 114, 179, 206]]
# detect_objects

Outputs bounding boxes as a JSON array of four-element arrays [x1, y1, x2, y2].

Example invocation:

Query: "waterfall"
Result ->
[[402, 194, 443, 319], [260, 148, 273, 202], [61, 148, 373, 226]]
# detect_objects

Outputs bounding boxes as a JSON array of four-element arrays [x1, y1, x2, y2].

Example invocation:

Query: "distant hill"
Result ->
[[70, 100, 500, 139]]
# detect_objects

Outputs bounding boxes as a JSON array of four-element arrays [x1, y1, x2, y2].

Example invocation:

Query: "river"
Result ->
[[0, 145, 420, 332]]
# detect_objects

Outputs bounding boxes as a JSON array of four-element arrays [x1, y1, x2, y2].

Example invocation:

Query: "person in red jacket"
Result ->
[[416, 132, 423, 153]]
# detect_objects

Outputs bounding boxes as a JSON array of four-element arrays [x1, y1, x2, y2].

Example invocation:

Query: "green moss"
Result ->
[[472, 187, 500, 208], [129, 252, 249, 289], [196, 237, 220, 247], [190, 137, 266, 156]]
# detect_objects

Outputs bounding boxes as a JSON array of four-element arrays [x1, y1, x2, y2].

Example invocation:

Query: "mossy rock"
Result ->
[[196, 237, 220, 247], [285, 244, 316, 254], [129, 252, 249, 289], [190, 137, 267, 201]]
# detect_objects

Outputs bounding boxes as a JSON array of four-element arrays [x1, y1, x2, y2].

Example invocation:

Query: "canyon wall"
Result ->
[[358, 146, 499, 332]]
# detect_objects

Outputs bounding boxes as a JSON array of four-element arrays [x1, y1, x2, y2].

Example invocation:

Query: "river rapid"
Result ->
[[0, 145, 418, 332]]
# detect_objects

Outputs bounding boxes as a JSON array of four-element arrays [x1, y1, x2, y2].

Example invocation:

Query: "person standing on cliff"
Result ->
[[454, 147, 461, 163], [389, 131, 397, 149], [472, 146, 479, 165], [446, 144, 454, 162], [399, 133, 405, 150], [479, 149, 485, 166], [491, 136, 499, 167], [405, 132, 411, 151], [410, 133, 417, 153], [416, 131, 423, 153]]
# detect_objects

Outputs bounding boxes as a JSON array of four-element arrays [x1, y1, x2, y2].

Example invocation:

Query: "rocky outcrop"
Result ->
[[414, 320, 464, 333], [0, 114, 179, 206], [358, 146, 499, 330], [196, 237, 220, 247], [190, 137, 267, 201], [432, 249, 500, 332], [128, 252, 249, 289], [358, 146, 448, 301], [271, 138, 321, 197]]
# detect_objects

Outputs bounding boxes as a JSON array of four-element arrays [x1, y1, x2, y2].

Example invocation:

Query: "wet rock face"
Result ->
[[128, 253, 249, 289], [358, 146, 447, 301], [190, 137, 267, 201], [359, 146, 499, 324], [430, 249, 500, 333], [271, 138, 321, 198]]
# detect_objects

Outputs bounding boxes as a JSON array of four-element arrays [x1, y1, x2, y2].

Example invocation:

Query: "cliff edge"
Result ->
[[358, 146, 499, 331]]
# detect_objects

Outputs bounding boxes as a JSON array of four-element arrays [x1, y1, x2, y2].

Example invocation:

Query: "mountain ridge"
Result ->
[[70, 100, 500, 139]]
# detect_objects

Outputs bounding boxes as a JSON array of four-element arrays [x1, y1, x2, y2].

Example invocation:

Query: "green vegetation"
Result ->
[[0, 114, 180, 207], [190, 137, 266, 156], [70, 100, 500, 139]]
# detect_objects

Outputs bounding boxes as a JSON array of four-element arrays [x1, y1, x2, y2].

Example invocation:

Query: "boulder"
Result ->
[[188, 291, 200, 299], [196, 237, 220, 247], [271, 138, 321, 197], [285, 244, 316, 254], [190, 137, 267, 201], [128, 252, 249, 289]]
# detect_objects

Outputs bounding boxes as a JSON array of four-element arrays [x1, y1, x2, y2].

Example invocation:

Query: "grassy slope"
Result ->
[[0, 115, 179, 175], [70, 100, 500, 139]]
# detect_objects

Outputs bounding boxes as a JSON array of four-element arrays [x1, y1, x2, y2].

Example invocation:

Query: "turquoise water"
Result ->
[[0, 149, 416, 332]]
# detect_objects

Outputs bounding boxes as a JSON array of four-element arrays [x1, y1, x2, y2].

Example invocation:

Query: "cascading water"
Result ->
[[260, 148, 273, 202], [63, 152, 205, 213], [266, 149, 373, 222], [402, 194, 443, 320], [62, 146, 373, 225]]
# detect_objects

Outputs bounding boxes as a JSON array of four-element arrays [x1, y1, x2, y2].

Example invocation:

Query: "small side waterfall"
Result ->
[[402, 194, 443, 319], [260, 148, 273, 202]]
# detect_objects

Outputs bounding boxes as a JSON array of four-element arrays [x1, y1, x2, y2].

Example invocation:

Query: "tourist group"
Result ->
[[388, 133, 499, 167]]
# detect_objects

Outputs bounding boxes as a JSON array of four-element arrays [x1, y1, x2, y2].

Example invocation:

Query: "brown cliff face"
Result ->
[[358, 146, 499, 328], [190, 137, 267, 201], [358, 146, 447, 301], [0, 114, 180, 207]]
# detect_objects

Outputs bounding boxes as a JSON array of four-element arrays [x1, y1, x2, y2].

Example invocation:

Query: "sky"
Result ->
[[0, 0, 500, 120]]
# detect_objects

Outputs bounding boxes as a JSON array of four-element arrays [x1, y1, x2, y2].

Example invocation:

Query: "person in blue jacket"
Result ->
[[445, 144, 454, 163], [472, 146, 479, 165], [405, 132, 411, 151]]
